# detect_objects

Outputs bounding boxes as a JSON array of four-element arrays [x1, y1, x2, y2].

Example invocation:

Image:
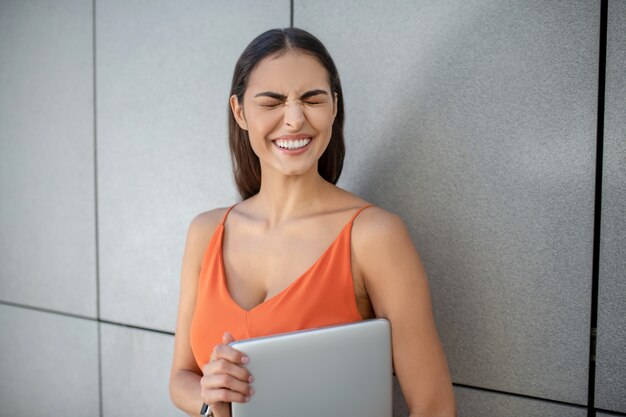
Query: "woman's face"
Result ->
[[230, 51, 338, 179]]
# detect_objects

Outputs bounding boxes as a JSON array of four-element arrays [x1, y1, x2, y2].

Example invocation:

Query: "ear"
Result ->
[[332, 92, 338, 119], [230, 94, 248, 130]]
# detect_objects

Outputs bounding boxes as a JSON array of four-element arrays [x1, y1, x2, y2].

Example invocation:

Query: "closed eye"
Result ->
[[260, 101, 323, 107], [260, 102, 282, 108]]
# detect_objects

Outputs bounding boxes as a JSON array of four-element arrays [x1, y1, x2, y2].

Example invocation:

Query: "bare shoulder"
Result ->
[[324, 186, 411, 247], [184, 206, 232, 258], [189, 207, 228, 232], [352, 205, 410, 248], [351, 205, 429, 321]]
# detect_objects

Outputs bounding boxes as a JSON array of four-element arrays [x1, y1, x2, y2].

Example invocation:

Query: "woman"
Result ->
[[169, 28, 456, 417]]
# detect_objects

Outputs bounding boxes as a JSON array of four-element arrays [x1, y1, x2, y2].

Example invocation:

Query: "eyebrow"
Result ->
[[254, 89, 329, 100]]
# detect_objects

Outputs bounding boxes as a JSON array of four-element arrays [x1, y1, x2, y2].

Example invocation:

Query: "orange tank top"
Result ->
[[189, 204, 372, 369]]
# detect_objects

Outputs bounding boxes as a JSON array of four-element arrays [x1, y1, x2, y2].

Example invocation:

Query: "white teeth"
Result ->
[[275, 138, 311, 150]]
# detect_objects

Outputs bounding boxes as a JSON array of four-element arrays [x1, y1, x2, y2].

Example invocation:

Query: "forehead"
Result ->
[[246, 51, 330, 95]]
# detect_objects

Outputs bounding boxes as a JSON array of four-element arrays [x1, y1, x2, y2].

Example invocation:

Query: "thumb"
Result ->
[[222, 331, 235, 345]]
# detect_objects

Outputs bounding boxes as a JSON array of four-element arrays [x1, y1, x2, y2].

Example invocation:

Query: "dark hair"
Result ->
[[228, 28, 345, 200]]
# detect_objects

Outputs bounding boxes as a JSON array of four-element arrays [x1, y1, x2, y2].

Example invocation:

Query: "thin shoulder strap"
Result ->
[[349, 204, 374, 223], [219, 204, 237, 226]]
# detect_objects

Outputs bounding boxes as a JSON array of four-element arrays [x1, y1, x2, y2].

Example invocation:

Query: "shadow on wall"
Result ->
[[351, 5, 497, 378], [349, 2, 595, 411]]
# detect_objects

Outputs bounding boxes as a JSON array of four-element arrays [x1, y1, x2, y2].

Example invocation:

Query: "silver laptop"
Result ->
[[230, 318, 392, 417]]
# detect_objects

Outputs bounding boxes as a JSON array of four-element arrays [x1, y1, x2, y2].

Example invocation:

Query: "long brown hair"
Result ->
[[228, 28, 345, 200]]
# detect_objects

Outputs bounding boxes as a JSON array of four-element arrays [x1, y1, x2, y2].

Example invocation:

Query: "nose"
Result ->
[[283, 101, 305, 130]]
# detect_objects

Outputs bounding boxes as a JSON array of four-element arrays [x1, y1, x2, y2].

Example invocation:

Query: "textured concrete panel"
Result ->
[[596, 412, 625, 417], [296, 0, 597, 404], [0, 304, 99, 416], [454, 386, 587, 417], [0, 0, 96, 316], [393, 381, 590, 417], [595, 0, 626, 413], [101, 324, 181, 416], [97, 0, 289, 331]]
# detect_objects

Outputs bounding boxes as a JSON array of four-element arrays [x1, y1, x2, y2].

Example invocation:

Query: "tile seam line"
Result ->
[[453, 383, 588, 410], [587, 0, 608, 415], [0, 300, 174, 335], [594, 407, 626, 417], [0, 299, 96, 321], [92, 1, 103, 416]]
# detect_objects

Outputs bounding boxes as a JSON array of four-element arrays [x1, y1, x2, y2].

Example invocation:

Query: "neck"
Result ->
[[252, 166, 331, 226]]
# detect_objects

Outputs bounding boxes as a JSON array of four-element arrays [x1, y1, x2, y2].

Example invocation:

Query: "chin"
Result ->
[[278, 164, 318, 178]]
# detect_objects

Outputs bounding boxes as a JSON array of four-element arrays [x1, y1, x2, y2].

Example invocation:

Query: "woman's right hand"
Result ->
[[200, 332, 255, 417]]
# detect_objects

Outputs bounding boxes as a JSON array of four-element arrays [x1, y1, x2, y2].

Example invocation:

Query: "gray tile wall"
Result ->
[[1, 0, 624, 416], [0, 304, 100, 415], [101, 324, 180, 416], [295, 0, 597, 406], [393, 380, 592, 417], [0, 0, 97, 317], [96, 0, 289, 332], [595, 0, 626, 413], [453, 386, 588, 417]]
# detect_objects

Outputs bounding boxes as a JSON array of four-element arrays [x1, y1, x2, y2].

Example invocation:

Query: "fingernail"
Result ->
[[241, 356, 249, 364], [248, 375, 255, 383], [245, 396, 251, 402]]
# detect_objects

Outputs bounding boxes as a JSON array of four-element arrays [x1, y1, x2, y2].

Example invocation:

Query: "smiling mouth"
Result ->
[[274, 138, 312, 150]]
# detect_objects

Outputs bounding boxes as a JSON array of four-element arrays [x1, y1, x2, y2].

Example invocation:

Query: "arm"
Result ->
[[352, 209, 457, 417], [169, 210, 254, 417], [169, 212, 215, 416]]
